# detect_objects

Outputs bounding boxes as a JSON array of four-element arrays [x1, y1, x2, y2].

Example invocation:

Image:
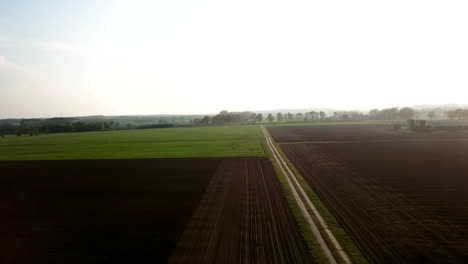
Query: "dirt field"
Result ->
[[0, 158, 312, 264], [273, 125, 468, 263], [169, 158, 313, 264], [0, 159, 219, 264], [269, 124, 468, 142]]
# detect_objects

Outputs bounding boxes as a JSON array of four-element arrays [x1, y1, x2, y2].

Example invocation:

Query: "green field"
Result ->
[[0, 125, 264, 160]]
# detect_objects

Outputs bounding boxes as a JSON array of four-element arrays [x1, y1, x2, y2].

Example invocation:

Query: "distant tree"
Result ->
[[276, 113, 284, 122], [342, 114, 350, 120], [447, 111, 456, 120], [295, 113, 304, 120], [350, 112, 360, 120], [267, 114, 274, 122], [319, 111, 326, 119], [399, 107, 415, 120], [309, 111, 317, 120], [427, 112, 436, 120], [379, 107, 399, 120], [200, 116, 210, 125], [369, 109, 379, 119], [256, 113, 263, 122], [452, 109, 468, 120], [250, 113, 257, 121], [220, 110, 228, 115], [287, 113, 294, 120]]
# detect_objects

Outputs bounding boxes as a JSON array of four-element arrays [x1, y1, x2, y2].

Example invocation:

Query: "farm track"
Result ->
[[169, 158, 313, 264], [272, 124, 468, 263], [262, 126, 351, 264]]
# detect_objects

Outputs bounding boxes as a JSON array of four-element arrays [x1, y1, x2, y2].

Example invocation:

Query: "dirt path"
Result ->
[[262, 126, 351, 264]]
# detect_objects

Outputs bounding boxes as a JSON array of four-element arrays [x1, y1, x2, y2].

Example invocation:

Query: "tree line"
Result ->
[[0, 118, 176, 137], [192, 107, 468, 125], [369, 107, 468, 120], [193, 110, 329, 125], [446, 109, 468, 120], [3, 107, 467, 136]]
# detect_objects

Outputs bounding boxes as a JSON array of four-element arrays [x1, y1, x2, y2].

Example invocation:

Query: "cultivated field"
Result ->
[[170, 158, 313, 263], [269, 124, 468, 263], [268, 124, 468, 143], [0, 125, 263, 160], [0, 159, 218, 264], [0, 157, 312, 264]]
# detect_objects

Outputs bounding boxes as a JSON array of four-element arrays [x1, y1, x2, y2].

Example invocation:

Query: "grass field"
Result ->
[[0, 125, 264, 160]]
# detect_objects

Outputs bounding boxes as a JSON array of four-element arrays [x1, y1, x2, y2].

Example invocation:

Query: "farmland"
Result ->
[[169, 158, 313, 263], [0, 159, 219, 264], [268, 124, 468, 142], [0, 156, 313, 263], [269, 124, 468, 263], [0, 125, 263, 160]]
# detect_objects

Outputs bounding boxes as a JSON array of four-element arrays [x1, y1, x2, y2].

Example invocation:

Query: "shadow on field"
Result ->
[[0, 159, 220, 264]]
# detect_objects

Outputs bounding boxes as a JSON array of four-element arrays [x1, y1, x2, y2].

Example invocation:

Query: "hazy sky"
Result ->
[[1, 0, 467, 118]]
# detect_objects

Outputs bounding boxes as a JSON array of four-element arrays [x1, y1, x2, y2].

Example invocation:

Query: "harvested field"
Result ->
[[268, 124, 468, 143], [0, 159, 219, 264], [281, 141, 468, 263], [169, 158, 313, 264]]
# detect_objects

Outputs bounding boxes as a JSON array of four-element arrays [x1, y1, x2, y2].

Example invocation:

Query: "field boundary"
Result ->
[[265, 127, 369, 264], [279, 138, 468, 144], [260, 137, 328, 263], [262, 126, 352, 264]]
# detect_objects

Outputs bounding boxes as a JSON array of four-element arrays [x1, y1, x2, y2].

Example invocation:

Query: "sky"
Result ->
[[1, 0, 467, 118]]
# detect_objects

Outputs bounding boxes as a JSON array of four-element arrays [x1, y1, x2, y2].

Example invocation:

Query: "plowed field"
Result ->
[[0, 158, 312, 264], [0, 159, 218, 264], [169, 158, 313, 264], [268, 124, 468, 142], [271, 125, 468, 263]]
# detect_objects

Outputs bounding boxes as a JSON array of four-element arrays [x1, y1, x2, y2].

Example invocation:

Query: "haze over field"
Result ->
[[1, 0, 467, 118]]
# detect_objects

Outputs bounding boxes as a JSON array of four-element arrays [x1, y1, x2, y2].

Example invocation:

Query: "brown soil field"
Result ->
[[0, 159, 220, 264], [281, 141, 468, 263], [268, 124, 468, 143], [169, 158, 313, 264], [1, 158, 312, 264]]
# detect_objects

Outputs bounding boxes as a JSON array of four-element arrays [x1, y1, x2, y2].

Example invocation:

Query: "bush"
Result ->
[[392, 124, 402, 131]]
